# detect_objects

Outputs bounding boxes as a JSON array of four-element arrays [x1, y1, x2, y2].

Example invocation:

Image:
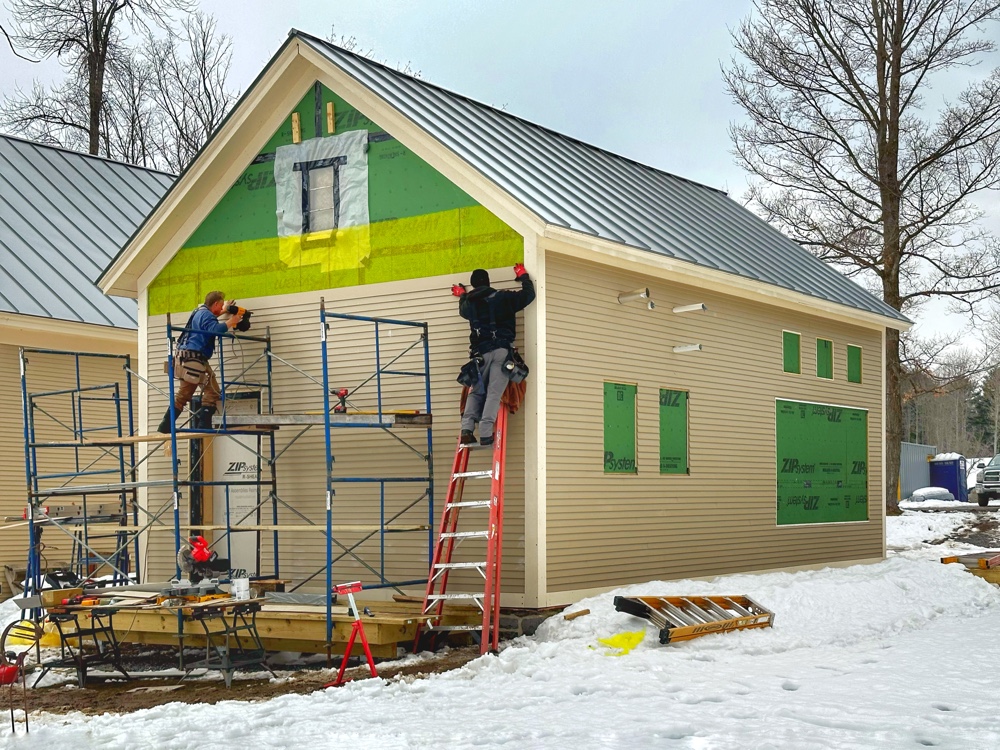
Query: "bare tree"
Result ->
[[142, 12, 236, 172], [725, 0, 1000, 514], [2, 0, 193, 155]]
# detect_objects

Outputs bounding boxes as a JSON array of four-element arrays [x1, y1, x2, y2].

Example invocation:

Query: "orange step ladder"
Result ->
[[415, 401, 508, 654]]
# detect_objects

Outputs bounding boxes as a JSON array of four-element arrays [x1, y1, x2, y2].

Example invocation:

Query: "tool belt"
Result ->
[[174, 350, 209, 385], [502, 347, 529, 383], [457, 355, 483, 388]]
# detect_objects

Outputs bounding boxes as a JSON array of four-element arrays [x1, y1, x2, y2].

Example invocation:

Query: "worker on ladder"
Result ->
[[452, 264, 535, 446]]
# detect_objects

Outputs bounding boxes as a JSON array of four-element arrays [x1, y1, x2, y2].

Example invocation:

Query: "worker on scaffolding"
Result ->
[[453, 264, 535, 446], [157, 291, 244, 433]]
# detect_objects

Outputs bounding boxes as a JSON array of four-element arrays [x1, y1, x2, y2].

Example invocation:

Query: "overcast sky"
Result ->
[[2, 0, 998, 346]]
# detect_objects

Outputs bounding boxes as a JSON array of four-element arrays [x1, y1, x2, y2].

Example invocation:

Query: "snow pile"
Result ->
[[931, 452, 964, 461], [906, 486, 956, 502], [886, 509, 971, 552]]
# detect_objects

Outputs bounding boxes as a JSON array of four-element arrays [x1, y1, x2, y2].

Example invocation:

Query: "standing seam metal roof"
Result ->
[[297, 31, 907, 324], [0, 135, 173, 328]]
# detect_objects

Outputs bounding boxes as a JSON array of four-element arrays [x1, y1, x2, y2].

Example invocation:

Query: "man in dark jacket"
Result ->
[[157, 290, 244, 433], [456, 264, 535, 446]]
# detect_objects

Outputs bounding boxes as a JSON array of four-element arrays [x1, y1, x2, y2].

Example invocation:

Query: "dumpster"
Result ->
[[929, 454, 969, 502]]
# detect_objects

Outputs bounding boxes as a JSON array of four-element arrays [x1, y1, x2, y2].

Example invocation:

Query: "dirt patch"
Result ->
[[20, 644, 483, 717], [946, 516, 1000, 549]]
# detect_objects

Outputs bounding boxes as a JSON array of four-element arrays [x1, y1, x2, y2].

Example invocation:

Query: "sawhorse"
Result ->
[[325, 581, 377, 687]]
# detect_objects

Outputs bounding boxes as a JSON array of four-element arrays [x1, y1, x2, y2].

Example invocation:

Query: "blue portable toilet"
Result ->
[[929, 455, 969, 502]]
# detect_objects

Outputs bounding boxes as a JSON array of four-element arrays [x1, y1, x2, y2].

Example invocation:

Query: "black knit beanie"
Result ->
[[470, 269, 490, 288]]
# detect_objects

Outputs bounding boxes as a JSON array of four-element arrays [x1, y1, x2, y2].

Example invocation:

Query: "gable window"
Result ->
[[604, 382, 637, 474], [782, 331, 801, 374], [847, 345, 863, 383], [294, 156, 348, 233], [816, 338, 833, 379]]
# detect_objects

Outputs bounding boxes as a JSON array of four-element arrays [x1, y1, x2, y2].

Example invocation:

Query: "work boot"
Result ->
[[460, 430, 476, 445], [157, 407, 176, 434], [194, 404, 217, 430], [480, 435, 494, 447]]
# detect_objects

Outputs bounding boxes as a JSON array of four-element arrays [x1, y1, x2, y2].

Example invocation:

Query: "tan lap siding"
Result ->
[[544, 255, 884, 593], [144, 277, 526, 597]]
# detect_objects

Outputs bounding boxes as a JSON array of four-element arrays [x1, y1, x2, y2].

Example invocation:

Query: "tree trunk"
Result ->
[[885, 328, 903, 513], [88, 0, 101, 155]]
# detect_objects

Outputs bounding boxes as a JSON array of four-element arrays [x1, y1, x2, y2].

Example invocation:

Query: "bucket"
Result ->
[[231, 578, 250, 601]]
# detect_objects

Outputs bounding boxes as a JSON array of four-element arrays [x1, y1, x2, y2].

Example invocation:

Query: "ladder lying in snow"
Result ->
[[614, 595, 774, 644], [941, 550, 1000, 585]]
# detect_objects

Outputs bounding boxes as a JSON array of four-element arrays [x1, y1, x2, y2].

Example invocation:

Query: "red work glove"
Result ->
[[513, 263, 528, 280], [451, 284, 466, 297]]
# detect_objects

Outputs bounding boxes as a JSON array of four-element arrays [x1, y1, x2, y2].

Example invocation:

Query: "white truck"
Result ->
[[974, 456, 1000, 507]]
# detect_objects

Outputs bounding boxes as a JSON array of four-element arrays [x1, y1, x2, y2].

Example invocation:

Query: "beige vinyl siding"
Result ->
[[142, 275, 527, 598], [0, 345, 133, 589], [544, 254, 884, 594]]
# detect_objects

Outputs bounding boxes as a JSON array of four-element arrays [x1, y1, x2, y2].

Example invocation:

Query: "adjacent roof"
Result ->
[[295, 31, 908, 324], [0, 134, 173, 328]]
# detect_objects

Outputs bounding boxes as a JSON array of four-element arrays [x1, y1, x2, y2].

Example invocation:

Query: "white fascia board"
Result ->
[[0, 313, 137, 355]]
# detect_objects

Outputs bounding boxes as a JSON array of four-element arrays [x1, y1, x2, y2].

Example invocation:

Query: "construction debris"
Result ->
[[941, 550, 1000, 584], [614, 595, 774, 644]]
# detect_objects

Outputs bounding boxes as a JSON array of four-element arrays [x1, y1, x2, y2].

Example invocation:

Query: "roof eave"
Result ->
[[0, 312, 138, 355]]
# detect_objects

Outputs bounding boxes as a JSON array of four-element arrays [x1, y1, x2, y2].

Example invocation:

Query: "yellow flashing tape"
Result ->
[[149, 205, 522, 315]]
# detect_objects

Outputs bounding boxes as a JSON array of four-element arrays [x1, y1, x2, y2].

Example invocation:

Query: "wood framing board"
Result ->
[[969, 568, 1000, 585]]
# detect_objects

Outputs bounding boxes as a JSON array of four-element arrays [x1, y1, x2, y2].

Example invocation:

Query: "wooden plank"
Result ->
[[969, 568, 1000, 585], [179, 524, 430, 532], [216, 413, 432, 427]]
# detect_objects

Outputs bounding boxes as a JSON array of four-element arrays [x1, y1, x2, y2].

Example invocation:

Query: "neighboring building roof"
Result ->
[[0, 134, 173, 329], [295, 31, 908, 325]]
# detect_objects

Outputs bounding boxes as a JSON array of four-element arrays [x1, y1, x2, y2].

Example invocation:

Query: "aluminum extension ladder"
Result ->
[[415, 402, 508, 654], [614, 594, 774, 644]]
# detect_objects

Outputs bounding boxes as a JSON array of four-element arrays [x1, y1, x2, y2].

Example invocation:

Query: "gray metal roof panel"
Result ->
[[299, 32, 906, 323], [0, 135, 173, 328]]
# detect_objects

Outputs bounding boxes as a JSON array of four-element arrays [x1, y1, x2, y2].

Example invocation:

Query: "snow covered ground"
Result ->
[[6, 510, 1000, 749]]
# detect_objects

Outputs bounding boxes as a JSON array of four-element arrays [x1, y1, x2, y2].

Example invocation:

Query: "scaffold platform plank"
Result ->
[[83, 428, 277, 446], [215, 413, 432, 427]]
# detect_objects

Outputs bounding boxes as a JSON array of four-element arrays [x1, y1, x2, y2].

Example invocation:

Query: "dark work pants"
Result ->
[[461, 348, 508, 440]]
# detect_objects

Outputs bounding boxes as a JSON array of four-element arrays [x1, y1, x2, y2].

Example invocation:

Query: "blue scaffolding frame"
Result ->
[[163, 299, 434, 642], [20, 349, 143, 598]]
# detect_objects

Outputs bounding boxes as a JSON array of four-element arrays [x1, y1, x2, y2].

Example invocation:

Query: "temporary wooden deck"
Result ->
[[75, 599, 480, 657]]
